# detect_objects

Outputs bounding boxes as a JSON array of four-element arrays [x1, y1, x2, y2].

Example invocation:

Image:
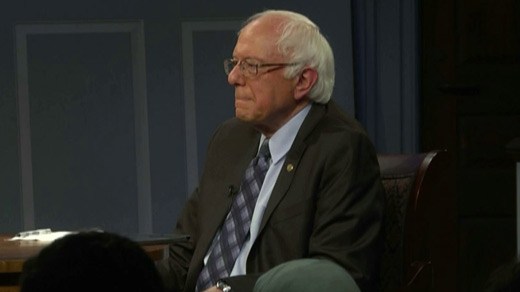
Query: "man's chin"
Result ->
[[235, 111, 251, 122]]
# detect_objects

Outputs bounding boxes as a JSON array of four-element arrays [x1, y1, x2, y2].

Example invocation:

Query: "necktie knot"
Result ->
[[257, 139, 271, 164]]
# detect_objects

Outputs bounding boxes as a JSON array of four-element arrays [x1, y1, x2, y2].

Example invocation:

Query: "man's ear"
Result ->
[[294, 68, 318, 100]]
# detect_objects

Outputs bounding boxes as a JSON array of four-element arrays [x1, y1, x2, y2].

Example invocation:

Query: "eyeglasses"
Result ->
[[223, 58, 299, 77]]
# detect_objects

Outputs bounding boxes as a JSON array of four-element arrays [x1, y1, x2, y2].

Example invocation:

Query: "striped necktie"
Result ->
[[195, 139, 271, 291]]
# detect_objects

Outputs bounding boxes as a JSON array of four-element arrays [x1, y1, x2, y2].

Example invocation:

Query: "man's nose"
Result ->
[[227, 65, 244, 86]]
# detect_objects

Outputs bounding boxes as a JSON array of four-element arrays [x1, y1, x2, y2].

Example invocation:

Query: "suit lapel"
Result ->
[[257, 102, 328, 233], [199, 132, 261, 253], [187, 128, 260, 289]]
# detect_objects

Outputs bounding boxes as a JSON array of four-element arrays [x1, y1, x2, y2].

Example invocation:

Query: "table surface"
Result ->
[[0, 236, 46, 273], [0, 233, 185, 273]]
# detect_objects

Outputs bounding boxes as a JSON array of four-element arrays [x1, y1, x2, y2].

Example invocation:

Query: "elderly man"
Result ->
[[157, 9, 384, 292]]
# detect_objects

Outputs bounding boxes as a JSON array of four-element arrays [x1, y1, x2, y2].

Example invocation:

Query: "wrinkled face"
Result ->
[[227, 16, 303, 136]]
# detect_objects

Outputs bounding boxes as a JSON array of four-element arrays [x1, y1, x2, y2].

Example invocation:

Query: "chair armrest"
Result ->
[[401, 260, 432, 292]]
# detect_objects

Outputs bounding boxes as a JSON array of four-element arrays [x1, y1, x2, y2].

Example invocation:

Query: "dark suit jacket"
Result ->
[[157, 101, 385, 292]]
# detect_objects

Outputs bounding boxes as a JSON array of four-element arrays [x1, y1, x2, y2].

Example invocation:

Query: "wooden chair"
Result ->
[[378, 150, 456, 291]]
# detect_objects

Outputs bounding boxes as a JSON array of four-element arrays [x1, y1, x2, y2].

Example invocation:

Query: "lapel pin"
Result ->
[[286, 163, 294, 172]]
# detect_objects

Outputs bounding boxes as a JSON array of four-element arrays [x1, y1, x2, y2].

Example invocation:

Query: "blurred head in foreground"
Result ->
[[20, 231, 164, 292]]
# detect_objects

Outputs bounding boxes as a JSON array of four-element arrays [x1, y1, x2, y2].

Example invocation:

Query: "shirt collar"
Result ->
[[259, 103, 312, 164]]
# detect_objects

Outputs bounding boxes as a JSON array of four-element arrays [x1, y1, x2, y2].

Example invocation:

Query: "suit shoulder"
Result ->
[[214, 118, 256, 139], [321, 102, 370, 138]]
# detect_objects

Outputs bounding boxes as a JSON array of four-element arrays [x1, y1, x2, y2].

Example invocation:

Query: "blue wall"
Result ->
[[0, 0, 419, 234]]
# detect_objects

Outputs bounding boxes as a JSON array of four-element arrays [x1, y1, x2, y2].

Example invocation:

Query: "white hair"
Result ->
[[240, 10, 335, 104]]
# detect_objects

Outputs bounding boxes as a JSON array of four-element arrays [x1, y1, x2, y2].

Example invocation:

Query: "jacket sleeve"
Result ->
[[307, 131, 384, 291]]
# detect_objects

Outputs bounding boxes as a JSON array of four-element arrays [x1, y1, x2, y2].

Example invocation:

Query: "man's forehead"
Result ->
[[242, 15, 285, 35], [234, 19, 283, 61]]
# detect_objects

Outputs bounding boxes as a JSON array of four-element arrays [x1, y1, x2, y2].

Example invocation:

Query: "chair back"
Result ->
[[378, 150, 456, 291]]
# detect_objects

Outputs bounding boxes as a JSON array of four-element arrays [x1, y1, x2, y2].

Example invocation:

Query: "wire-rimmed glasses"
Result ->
[[223, 58, 299, 77]]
